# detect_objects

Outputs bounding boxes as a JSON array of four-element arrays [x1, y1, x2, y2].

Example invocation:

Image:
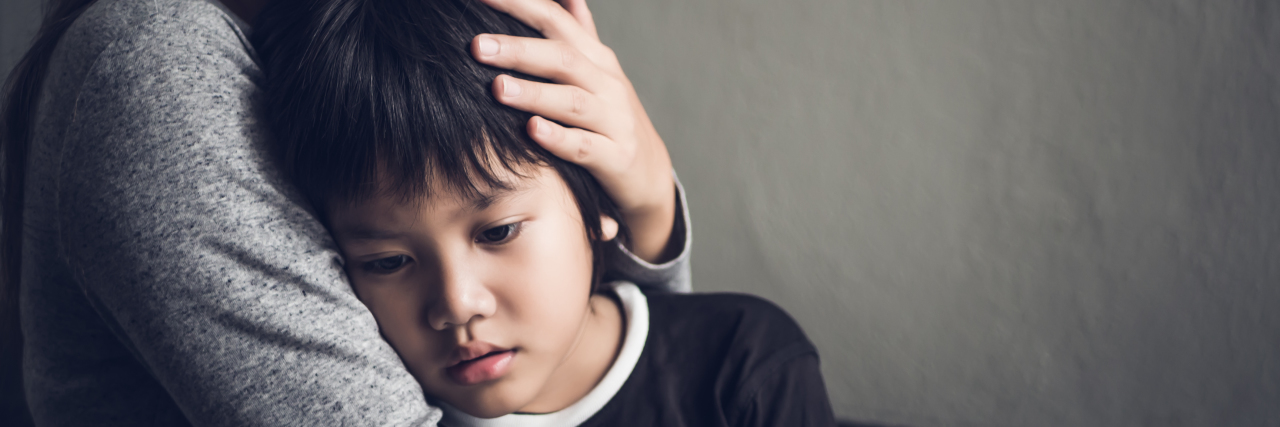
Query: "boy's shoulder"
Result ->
[[644, 290, 812, 348], [641, 290, 817, 375], [584, 289, 826, 426]]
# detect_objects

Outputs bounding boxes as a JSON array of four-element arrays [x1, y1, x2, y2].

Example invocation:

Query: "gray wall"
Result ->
[[5, 1, 1279, 426], [596, 1, 1280, 426]]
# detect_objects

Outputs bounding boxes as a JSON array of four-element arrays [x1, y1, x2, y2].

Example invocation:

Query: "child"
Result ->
[[253, 0, 837, 425]]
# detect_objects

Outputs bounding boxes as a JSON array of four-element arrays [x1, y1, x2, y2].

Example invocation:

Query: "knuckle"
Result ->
[[605, 78, 628, 98], [558, 42, 579, 71], [589, 45, 620, 69], [509, 37, 529, 59], [569, 88, 589, 117], [527, 84, 544, 103], [599, 46, 619, 63], [535, 2, 558, 28], [619, 142, 637, 161], [516, 80, 539, 103], [575, 133, 594, 162]]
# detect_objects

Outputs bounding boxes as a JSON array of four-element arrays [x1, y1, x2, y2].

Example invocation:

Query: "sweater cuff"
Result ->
[[601, 170, 692, 293]]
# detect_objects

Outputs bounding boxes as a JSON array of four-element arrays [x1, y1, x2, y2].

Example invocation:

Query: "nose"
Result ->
[[425, 253, 497, 331]]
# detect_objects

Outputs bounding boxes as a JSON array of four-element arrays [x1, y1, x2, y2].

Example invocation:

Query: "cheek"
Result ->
[[350, 275, 447, 376], [496, 218, 596, 349]]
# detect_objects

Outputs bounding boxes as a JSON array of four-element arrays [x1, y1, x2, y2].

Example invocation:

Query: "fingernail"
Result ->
[[534, 118, 552, 137], [502, 77, 522, 97], [478, 35, 499, 56]]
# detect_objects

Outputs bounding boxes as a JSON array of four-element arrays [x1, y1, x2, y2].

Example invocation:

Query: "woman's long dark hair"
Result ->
[[2, 0, 101, 424]]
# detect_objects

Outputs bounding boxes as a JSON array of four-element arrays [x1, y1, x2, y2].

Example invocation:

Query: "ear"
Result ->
[[599, 214, 619, 242]]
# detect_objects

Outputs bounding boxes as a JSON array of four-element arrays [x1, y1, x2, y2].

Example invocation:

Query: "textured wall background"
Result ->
[[5, 1, 1279, 426], [597, 1, 1280, 426]]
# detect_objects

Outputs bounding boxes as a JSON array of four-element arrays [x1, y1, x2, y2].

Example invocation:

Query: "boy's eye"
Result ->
[[477, 223, 520, 244], [362, 255, 411, 273]]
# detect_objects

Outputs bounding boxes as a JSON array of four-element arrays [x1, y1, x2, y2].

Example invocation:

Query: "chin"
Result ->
[[459, 404, 512, 419], [448, 385, 532, 419]]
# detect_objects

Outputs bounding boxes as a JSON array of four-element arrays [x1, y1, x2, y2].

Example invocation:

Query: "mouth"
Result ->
[[445, 349, 517, 386]]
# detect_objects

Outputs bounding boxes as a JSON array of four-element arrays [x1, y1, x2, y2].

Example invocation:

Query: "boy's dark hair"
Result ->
[[252, 0, 627, 288]]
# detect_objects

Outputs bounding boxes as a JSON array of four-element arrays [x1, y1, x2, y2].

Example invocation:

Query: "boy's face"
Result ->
[[328, 165, 618, 417]]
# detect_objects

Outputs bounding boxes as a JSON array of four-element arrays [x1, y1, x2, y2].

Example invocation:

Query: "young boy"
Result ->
[[253, 0, 837, 425]]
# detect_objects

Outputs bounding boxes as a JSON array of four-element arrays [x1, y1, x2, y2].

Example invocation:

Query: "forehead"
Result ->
[[338, 155, 540, 206], [326, 164, 566, 230]]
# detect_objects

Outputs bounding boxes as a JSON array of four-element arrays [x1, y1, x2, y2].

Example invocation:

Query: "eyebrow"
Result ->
[[340, 228, 411, 241], [465, 184, 528, 212], [467, 191, 503, 212], [337, 185, 529, 241]]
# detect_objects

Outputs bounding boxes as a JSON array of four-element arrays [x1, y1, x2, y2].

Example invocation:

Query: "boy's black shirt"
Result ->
[[579, 291, 838, 427]]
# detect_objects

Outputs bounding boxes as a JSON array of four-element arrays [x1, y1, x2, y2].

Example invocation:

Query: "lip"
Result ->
[[446, 341, 510, 368], [445, 346, 516, 386]]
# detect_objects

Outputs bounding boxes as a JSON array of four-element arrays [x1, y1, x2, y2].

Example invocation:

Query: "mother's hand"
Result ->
[[472, 0, 678, 264]]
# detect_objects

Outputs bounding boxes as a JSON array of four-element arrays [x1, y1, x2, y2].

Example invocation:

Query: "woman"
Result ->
[[1, 0, 691, 424]]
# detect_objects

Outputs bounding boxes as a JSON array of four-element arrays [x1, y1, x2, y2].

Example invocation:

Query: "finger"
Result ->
[[473, 35, 610, 91], [478, 0, 605, 59], [528, 116, 621, 174], [478, 0, 588, 41], [495, 75, 612, 131], [556, 0, 598, 40]]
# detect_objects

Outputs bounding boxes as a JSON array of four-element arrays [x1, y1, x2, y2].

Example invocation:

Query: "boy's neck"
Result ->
[[517, 292, 625, 414]]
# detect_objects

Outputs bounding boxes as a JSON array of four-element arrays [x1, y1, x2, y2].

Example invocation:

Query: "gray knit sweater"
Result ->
[[19, 0, 692, 425]]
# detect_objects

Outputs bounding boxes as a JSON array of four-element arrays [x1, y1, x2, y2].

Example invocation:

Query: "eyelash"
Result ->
[[476, 222, 522, 245], [358, 223, 521, 274], [361, 254, 410, 275]]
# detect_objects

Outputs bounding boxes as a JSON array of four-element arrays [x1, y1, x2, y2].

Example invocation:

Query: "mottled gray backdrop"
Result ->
[[4, 1, 1278, 426]]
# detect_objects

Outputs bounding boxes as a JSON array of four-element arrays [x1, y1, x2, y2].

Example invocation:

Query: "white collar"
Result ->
[[439, 282, 649, 427]]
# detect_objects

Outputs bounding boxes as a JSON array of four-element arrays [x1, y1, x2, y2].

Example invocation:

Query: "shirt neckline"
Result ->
[[439, 282, 649, 427]]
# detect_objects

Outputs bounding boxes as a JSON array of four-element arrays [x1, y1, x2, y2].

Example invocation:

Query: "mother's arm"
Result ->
[[45, 3, 436, 425]]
